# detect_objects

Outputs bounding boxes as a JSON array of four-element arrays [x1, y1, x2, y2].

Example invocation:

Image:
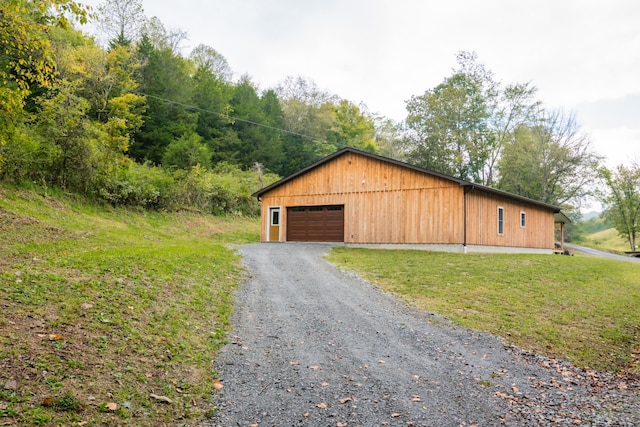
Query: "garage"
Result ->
[[286, 205, 344, 242]]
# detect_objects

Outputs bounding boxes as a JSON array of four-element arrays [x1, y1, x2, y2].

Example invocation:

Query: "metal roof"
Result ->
[[253, 147, 563, 213]]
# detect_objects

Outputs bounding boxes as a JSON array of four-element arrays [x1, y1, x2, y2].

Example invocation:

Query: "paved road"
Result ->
[[208, 243, 639, 426], [566, 243, 640, 262]]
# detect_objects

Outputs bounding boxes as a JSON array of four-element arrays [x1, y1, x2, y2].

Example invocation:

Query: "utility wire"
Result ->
[[134, 91, 325, 143]]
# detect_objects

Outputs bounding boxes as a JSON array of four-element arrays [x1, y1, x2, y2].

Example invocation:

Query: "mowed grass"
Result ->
[[327, 247, 640, 374], [0, 187, 259, 426], [580, 228, 631, 253]]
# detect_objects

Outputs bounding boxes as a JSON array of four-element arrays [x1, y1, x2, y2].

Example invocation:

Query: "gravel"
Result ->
[[206, 243, 640, 426]]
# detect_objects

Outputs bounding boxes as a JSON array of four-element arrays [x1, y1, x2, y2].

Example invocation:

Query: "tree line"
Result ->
[[0, 0, 637, 249]]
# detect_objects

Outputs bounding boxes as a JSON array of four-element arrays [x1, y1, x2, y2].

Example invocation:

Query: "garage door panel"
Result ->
[[286, 205, 344, 242]]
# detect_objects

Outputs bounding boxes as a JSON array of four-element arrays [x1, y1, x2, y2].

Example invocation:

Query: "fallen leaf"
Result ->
[[338, 397, 352, 404], [303, 413, 309, 418], [77, 422, 88, 426], [309, 365, 320, 370], [378, 360, 386, 364], [4, 379, 18, 390], [42, 397, 53, 407], [290, 361, 300, 365], [249, 424, 258, 427], [511, 384, 519, 393], [391, 413, 401, 418], [213, 379, 223, 390], [149, 394, 173, 404], [145, 372, 153, 378], [106, 402, 118, 411], [406, 422, 415, 426], [410, 395, 421, 402], [337, 423, 347, 427], [49, 334, 64, 341], [321, 382, 329, 387], [316, 402, 328, 409]]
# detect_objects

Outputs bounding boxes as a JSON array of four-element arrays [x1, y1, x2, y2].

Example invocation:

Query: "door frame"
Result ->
[[268, 206, 281, 242]]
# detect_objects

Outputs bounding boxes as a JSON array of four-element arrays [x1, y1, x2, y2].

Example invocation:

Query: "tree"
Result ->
[[189, 44, 232, 82], [162, 132, 212, 169], [405, 71, 492, 181], [327, 100, 377, 152], [141, 16, 188, 54], [373, 116, 405, 161], [497, 109, 602, 207], [223, 77, 284, 172], [34, 81, 98, 191], [276, 76, 339, 175], [96, 0, 145, 47], [131, 36, 196, 163], [0, 0, 89, 164], [600, 163, 640, 251], [403, 52, 539, 184]]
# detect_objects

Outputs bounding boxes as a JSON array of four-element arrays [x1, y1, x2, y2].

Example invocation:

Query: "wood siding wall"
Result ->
[[259, 152, 465, 244], [465, 189, 555, 249], [259, 151, 556, 249]]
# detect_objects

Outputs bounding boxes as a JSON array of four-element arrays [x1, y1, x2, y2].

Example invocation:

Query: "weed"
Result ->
[[476, 379, 494, 388]]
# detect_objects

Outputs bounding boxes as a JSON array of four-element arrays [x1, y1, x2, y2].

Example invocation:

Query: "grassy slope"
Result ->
[[579, 228, 632, 253], [0, 187, 258, 426], [327, 248, 640, 374]]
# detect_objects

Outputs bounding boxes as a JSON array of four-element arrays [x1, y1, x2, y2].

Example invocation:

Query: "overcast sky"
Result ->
[[83, 0, 640, 170]]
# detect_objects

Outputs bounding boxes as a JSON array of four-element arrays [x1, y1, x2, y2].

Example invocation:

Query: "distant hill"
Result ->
[[581, 211, 601, 221]]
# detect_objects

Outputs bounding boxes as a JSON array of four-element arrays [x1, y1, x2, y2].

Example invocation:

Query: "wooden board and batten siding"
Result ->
[[254, 147, 562, 252], [465, 189, 555, 249]]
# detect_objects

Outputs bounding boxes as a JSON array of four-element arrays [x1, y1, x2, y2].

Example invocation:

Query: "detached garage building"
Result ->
[[254, 147, 565, 254]]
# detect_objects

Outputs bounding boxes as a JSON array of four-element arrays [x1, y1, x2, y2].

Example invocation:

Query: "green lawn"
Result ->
[[577, 227, 632, 253], [0, 187, 259, 426], [327, 247, 640, 374]]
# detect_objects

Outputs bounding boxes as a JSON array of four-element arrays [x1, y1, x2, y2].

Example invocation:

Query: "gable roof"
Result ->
[[253, 147, 562, 213]]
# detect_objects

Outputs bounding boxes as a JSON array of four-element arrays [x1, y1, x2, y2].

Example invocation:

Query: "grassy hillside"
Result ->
[[580, 228, 632, 253], [0, 187, 259, 426], [327, 247, 640, 375]]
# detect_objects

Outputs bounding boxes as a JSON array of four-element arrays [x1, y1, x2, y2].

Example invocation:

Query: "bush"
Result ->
[[96, 162, 278, 216]]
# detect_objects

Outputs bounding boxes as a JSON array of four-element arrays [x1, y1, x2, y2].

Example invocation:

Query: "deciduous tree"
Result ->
[[497, 109, 601, 207], [599, 163, 640, 251]]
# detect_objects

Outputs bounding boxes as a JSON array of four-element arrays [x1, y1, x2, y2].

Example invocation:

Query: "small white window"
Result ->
[[497, 207, 504, 236], [520, 211, 526, 228], [270, 208, 280, 226]]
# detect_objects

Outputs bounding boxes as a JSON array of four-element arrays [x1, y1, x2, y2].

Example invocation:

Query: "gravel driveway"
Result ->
[[208, 243, 639, 426]]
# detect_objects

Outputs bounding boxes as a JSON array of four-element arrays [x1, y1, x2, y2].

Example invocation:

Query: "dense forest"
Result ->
[[1, 0, 639, 246]]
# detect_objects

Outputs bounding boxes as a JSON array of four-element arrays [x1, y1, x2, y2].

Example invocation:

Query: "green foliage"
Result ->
[[600, 164, 640, 251], [327, 247, 640, 373], [0, 0, 89, 159], [162, 132, 212, 169], [405, 71, 492, 182], [0, 187, 258, 425], [497, 110, 601, 207]]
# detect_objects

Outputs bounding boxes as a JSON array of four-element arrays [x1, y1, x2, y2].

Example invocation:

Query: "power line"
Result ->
[[134, 91, 325, 143]]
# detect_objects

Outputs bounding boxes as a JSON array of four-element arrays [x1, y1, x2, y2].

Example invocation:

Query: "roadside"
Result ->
[[565, 243, 640, 263], [209, 243, 640, 426]]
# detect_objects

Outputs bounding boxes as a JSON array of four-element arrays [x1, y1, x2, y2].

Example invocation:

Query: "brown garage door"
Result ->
[[287, 205, 344, 242]]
